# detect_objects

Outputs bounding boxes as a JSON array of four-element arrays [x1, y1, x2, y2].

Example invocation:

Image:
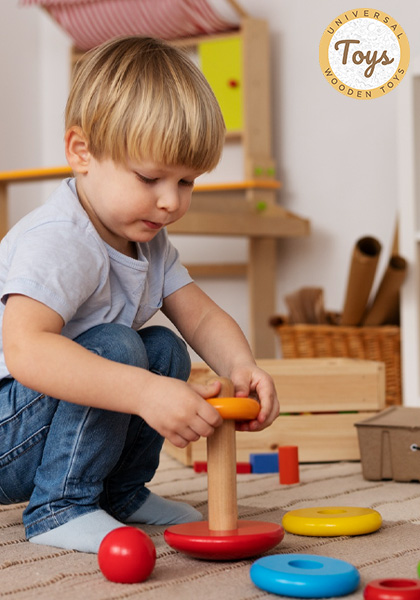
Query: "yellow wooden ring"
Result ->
[[207, 397, 260, 420], [282, 506, 382, 537]]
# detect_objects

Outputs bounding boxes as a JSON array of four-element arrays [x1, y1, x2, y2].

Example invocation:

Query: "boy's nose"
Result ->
[[157, 187, 181, 213]]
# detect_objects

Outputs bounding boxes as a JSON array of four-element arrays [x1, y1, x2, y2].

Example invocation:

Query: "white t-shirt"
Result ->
[[0, 178, 192, 379]]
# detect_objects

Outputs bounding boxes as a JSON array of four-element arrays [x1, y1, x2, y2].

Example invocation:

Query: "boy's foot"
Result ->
[[126, 491, 202, 525], [29, 509, 124, 554]]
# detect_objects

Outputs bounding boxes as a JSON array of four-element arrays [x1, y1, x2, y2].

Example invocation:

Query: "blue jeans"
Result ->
[[0, 324, 191, 538]]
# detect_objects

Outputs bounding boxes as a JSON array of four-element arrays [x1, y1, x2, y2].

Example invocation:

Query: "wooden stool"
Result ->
[[164, 378, 284, 560]]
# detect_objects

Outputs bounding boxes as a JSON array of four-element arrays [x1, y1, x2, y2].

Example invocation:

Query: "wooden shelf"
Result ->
[[185, 264, 247, 278], [0, 168, 307, 240], [168, 208, 308, 238], [168, 181, 308, 238]]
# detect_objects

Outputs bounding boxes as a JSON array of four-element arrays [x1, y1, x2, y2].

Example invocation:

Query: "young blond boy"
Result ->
[[0, 36, 279, 553]]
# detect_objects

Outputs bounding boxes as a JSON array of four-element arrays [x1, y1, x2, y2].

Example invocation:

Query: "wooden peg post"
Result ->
[[207, 378, 238, 531]]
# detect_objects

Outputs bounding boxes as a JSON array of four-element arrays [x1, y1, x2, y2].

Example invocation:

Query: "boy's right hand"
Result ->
[[139, 376, 223, 448]]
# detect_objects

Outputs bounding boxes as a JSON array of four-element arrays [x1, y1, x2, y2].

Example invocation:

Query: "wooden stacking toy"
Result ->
[[164, 378, 284, 560]]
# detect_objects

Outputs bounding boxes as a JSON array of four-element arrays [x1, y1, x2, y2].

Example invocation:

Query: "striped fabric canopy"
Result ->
[[20, 0, 242, 49]]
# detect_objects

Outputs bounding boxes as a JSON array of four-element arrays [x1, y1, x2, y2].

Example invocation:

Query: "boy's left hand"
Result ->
[[229, 365, 279, 432]]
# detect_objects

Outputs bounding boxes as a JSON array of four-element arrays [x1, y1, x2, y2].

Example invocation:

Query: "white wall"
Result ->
[[1, 1, 417, 358], [0, 4, 70, 222]]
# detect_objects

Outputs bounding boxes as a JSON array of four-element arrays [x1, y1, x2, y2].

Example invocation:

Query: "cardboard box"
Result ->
[[356, 407, 420, 482], [164, 358, 386, 465]]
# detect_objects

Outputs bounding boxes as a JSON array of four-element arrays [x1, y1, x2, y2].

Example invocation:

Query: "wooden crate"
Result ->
[[271, 319, 401, 406], [164, 358, 386, 464]]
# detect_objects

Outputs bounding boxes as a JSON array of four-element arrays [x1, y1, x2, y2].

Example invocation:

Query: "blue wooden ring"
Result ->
[[250, 554, 360, 598]]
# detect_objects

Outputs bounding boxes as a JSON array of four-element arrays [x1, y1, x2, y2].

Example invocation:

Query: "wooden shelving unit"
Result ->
[[398, 56, 420, 406], [169, 17, 310, 356]]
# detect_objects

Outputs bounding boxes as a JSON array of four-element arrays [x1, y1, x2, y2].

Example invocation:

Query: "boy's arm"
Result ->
[[162, 282, 279, 431], [2, 294, 222, 447]]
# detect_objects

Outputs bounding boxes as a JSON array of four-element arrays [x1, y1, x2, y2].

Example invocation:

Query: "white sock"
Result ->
[[126, 491, 202, 525], [29, 509, 125, 554]]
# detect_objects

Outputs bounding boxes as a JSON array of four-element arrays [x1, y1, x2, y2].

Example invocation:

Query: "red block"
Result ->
[[193, 461, 251, 474], [278, 446, 300, 484], [193, 461, 208, 473]]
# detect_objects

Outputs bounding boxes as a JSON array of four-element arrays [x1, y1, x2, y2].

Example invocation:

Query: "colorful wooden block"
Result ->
[[250, 452, 279, 473], [193, 461, 251, 474], [279, 445, 300, 484]]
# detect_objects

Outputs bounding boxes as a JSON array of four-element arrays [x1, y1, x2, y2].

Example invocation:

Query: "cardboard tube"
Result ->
[[341, 237, 382, 325], [362, 255, 407, 326]]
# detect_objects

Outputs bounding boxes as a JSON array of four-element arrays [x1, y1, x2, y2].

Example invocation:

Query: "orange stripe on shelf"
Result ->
[[0, 168, 281, 191], [0, 166, 72, 183], [194, 180, 282, 191]]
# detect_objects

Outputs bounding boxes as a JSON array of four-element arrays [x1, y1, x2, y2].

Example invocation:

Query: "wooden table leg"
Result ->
[[248, 237, 277, 358]]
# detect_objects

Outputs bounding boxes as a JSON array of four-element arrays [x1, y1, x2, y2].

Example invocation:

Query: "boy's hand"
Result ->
[[230, 365, 279, 433], [139, 376, 223, 448]]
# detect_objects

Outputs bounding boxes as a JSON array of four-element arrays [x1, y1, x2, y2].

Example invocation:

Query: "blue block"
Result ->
[[250, 452, 279, 473]]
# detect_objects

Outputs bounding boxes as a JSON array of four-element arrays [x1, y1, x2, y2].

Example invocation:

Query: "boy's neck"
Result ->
[[109, 238, 138, 260], [124, 241, 138, 260]]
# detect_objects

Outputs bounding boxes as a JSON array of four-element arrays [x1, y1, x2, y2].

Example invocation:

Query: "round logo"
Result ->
[[319, 8, 409, 99]]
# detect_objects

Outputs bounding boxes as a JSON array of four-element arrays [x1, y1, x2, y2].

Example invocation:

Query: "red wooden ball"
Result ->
[[98, 527, 156, 584]]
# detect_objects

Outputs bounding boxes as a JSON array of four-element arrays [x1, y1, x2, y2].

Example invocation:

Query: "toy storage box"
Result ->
[[270, 318, 401, 406], [356, 407, 420, 482], [164, 358, 386, 465]]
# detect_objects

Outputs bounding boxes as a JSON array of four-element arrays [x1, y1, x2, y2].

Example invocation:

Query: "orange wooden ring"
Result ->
[[207, 397, 260, 420]]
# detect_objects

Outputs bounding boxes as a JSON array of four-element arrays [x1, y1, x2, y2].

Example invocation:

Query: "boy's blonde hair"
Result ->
[[65, 36, 225, 171]]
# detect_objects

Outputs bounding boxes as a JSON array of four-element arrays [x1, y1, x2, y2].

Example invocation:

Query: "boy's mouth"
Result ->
[[143, 220, 163, 230]]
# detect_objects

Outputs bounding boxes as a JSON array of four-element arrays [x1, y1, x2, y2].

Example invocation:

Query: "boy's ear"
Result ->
[[65, 126, 91, 173]]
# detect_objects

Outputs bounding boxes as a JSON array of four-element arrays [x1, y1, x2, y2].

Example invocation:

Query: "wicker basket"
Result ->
[[270, 317, 402, 406]]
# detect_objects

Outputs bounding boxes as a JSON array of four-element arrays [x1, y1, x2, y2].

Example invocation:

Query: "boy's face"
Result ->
[[75, 157, 203, 256]]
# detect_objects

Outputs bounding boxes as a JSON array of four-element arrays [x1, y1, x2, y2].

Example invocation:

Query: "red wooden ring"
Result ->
[[164, 520, 284, 560], [364, 579, 420, 600]]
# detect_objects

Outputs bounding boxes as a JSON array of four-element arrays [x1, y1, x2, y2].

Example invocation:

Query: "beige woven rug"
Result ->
[[1, 452, 419, 599]]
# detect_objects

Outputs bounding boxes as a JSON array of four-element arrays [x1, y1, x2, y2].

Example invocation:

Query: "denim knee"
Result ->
[[138, 325, 191, 381], [75, 323, 149, 369]]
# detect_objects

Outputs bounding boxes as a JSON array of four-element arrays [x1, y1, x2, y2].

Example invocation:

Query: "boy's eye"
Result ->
[[136, 173, 158, 184], [135, 173, 194, 187]]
